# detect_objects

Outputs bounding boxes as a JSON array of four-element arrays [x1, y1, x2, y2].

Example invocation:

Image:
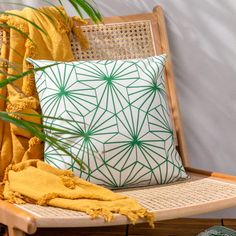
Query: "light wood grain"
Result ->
[[26, 219, 222, 236], [0, 200, 36, 235], [26, 225, 126, 236], [8, 228, 26, 236], [223, 219, 236, 230], [187, 167, 236, 184], [153, 6, 189, 167]]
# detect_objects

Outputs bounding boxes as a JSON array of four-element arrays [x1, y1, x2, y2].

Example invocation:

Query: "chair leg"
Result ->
[[0, 225, 6, 236], [7, 228, 25, 236], [125, 225, 129, 236]]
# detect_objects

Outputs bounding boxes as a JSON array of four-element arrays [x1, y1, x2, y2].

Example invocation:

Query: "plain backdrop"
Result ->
[[1, 0, 236, 218]]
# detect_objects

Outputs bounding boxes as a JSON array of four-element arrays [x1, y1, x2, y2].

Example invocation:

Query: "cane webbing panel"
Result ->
[[71, 21, 156, 61], [17, 174, 236, 227], [123, 176, 236, 210], [0, 21, 156, 61]]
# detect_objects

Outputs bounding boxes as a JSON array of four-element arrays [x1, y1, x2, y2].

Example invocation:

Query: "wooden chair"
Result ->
[[1, 5, 236, 236]]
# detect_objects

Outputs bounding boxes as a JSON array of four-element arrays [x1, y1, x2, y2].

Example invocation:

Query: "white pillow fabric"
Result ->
[[28, 55, 188, 188]]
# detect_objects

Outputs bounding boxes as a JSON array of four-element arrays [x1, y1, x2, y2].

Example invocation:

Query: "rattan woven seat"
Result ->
[[1, 6, 236, 236], [15, 173, 236, 228]]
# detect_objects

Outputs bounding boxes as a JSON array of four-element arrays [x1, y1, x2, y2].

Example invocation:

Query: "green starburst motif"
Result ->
[[58, 85, 71, 97], [75, 60, 139, 114], [127, 57, 168, 112], [33, 62, 97, 118], [130, 134, 142, 147], [80, 130, 93, 143], [29, 55, 188, 189]]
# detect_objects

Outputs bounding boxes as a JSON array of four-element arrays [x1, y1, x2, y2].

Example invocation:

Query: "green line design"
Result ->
[[30, 55, 188, 188]]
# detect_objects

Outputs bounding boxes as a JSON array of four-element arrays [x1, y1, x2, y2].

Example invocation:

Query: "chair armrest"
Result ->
[[0, 200, 36, 234]]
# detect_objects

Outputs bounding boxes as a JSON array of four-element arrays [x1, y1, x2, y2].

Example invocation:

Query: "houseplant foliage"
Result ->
[[0, 0, 102, 167]]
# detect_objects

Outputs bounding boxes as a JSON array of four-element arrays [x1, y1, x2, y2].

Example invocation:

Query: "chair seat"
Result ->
[[16, 172, 236, 228]]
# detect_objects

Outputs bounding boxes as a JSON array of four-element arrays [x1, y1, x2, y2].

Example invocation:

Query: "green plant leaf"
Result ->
[[0, 2, 56, 24], [0, 23, 34, 42], [41, 0, 68, 21], [67, 0, 102, 23], [0, 40, 25, 61], [0, 0, 103, 172], [68, 0, 83, 18], [57, 0, 63, 5], [5, 111, 83, 123], [0, 94, 8, 102], [0, 11, 48, 35], [0, 63, 59, 88], [0, 111, 85, 169]]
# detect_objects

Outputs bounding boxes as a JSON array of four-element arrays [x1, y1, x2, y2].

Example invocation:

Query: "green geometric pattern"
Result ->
[[28, 55, 188, 188]]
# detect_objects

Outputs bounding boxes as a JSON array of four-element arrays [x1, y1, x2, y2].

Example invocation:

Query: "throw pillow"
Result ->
[[28, 55, 188, 188]]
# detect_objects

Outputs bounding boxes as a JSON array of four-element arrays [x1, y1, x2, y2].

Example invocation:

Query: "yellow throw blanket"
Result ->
[[0, 6, 87, 181], [3, 160, 154, 226]]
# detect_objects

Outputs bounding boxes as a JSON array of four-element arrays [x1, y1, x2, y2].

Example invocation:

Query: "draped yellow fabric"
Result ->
[[3, 160, 154, 226], [0, 6, 87, 181]]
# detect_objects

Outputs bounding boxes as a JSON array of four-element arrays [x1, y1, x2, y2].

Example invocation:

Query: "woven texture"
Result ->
[[0, 21, 156, 60], [17, 175, 236, 221], [71, 21, 156, 61], [123, 176, 236, 210]]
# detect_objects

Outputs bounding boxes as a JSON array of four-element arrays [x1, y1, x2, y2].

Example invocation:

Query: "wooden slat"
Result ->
[[186, 167, 236, 182], [223, 219, 236, 230], [24, 219, 223, 236], [0, 200, 36, 234], [129, 218, 222, 236], [154, 6, 189, 167], [27, 225, 126, 236]]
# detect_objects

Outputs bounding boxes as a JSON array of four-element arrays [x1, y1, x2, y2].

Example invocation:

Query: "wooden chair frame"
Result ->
[[1, 5, 236, 236]]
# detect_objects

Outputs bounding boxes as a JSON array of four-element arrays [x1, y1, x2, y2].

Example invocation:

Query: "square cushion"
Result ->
[[28, 55, 188, 188]]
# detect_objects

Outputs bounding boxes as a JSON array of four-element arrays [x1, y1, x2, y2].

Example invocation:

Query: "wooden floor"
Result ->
[[223, 219, 236, 231], [22, 218, 227, 236], [1, 218, 235, 236]]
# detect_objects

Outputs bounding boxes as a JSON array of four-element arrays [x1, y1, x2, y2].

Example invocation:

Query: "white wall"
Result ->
[[1, 0, 236, 217]]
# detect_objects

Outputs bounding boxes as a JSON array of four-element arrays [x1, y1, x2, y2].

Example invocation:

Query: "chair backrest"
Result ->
[[0, 6, 189, 167]]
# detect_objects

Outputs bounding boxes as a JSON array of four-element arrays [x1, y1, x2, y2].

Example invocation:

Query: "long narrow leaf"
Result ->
[[57, 0, 63, 5], [41, 0, 68, 21], [68, 0, 83, 18], [0, 11, 48, 35], [0, 23, 33, 42], [11, 117, 82, 137], [84, 0, 102, 22], [0, 63, 59, 88], [4, 111, 84, 124], [0, 2, 56, 25], [71, 0, 102, 23], [0, 111, 85, 169], [0, 40, 25, 60], [0, 94, 8, 102]]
